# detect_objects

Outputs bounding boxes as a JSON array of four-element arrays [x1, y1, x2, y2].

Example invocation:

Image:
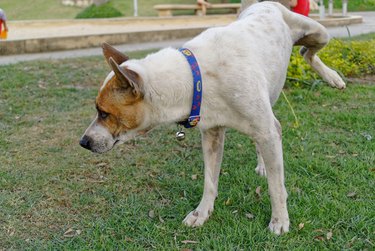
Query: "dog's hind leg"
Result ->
[[243, 107, 289, 234], [183, 127, 225, 227], [299, 42, 346, 89], [283, 10, 346, 89]]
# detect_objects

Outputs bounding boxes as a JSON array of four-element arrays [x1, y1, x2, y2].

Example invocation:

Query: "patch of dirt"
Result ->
[[347, 75, 375, 85]]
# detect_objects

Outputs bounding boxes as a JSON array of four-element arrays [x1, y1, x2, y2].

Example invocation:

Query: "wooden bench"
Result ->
[[154, 3, 242, 17]]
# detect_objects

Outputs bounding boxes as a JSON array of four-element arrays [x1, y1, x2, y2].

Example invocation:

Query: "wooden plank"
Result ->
[[154, 3, 242, 17]]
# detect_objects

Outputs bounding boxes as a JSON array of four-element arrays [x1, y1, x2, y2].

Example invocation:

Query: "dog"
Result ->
[[79, 1, 345, 235]]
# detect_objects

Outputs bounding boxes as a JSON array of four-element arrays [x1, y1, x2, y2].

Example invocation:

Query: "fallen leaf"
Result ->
[[63, 228, 75, 237], [347, 192, 357, 198], [225, 198, 231, 205], [298, 222, 305, 230], [158, 215, 165, 223], [181, 240, 199, 244], [327, 231, 333, 240], [191, 174, 198, 180], [148, 210, 155, 218], [255, 186, 262, 197], [9, 230, 15, 237], [325, 155, 336, 159], [245, 213, 254, 219], [63, 228, 81, 238], [96, 162, 107, 167], [361, 132, 372, 141], [232, 210, 238, 214], [314, 235, 325, 241]]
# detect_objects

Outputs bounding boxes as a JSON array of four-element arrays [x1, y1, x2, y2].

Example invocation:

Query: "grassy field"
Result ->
[[1, 0, 229, 20], [1, 0, 375, 20], [0, 45, 374, 249]]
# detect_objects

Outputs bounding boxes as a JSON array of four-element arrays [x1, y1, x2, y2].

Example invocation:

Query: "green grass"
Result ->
[[1, 0, 232, 20], [0, 47, 374, 249]]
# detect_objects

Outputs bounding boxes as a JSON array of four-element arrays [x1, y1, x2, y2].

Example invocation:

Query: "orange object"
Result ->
[[0, 30, 7, 39]]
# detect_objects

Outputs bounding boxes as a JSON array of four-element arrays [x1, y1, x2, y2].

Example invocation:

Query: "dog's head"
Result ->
[[79, 43, 149, 153]]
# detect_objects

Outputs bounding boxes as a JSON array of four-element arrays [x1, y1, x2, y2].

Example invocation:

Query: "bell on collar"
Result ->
[[176, 130, 185, 141]]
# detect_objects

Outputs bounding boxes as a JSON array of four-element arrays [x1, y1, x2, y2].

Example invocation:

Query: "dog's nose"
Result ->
[[79, 135, 92, 150]]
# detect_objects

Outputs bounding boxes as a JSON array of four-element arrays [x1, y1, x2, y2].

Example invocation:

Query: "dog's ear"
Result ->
[[109, 57, 143, 97], [102, 42, 129, 65]]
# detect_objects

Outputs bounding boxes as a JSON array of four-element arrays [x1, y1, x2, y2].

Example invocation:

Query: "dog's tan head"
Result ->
[[80, 43, 148, 153]]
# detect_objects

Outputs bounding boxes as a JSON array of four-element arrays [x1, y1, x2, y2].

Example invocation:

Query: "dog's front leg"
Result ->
[[183, 127, 225, 227]]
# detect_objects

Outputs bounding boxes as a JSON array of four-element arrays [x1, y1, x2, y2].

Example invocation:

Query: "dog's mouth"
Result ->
[[113, 139, 120, 146]]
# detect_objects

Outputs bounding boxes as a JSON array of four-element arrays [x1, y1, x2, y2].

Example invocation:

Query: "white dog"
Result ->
[[80, 1, 345, 235]]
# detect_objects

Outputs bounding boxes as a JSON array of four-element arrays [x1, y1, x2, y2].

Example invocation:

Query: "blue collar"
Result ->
[[178, 48, 202, 128]]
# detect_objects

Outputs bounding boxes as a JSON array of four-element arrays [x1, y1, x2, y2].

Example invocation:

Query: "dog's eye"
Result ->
[[98, 110, 109, 120]]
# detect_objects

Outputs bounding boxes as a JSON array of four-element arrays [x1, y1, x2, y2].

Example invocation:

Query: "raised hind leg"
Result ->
[[282, 7, 346, 89], [300, 45, 346, 89]]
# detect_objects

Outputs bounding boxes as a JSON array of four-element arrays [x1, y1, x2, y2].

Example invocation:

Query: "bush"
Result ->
[[323, 0, 375, 12], [76, 2, 123, 19], [287, 38, 375, 87]]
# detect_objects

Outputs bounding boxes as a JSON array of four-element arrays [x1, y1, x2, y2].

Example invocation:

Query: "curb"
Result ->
[[310, 14, 363, 27], [0, 28, 206, 55]]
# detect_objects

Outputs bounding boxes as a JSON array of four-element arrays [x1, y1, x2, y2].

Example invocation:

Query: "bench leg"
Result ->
[[195, 9, 204, 16], [158, 10, 173, 17]]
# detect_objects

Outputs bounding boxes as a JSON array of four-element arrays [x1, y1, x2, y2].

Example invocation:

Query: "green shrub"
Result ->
[[76, 2, 123, 19], [287, 38, 375, 87], [324, 0, 375, 12]]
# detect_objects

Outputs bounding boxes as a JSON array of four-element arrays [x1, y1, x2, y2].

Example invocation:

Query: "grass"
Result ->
[[2, 0, 375, 20], [1, 0, 232, 20], [0, 47, 374, 249], [343, 32, 375, 41]]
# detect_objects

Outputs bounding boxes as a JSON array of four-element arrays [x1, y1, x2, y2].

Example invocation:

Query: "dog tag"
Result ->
[[176, 130, 185, 141]]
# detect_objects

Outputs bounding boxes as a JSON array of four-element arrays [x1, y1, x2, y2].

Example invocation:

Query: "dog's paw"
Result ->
[[268, 217, 290, 235], [325, 69, 346, 90], [255, 164, 267, 177], [183, 208, 212, 227]]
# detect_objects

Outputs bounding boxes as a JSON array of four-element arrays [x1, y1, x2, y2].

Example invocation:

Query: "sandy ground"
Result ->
[[6, 16, 235, 40]]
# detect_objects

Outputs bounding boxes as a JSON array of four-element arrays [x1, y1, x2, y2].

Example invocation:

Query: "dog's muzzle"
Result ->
[[79, 135, 92, 150]]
